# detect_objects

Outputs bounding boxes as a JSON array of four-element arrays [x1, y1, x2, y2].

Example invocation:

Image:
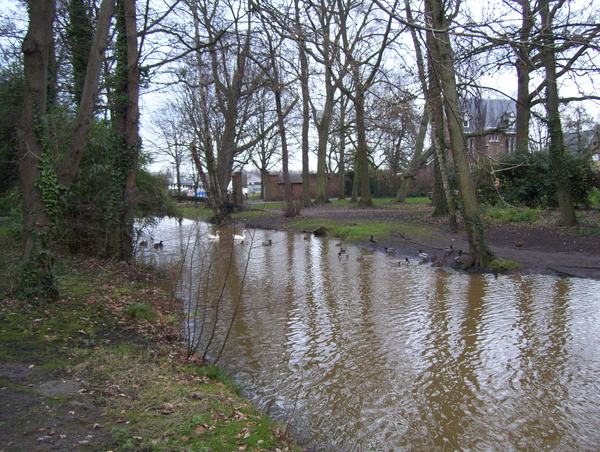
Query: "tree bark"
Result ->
[[539, 0, 576, 226], [426, 0, 494, 266], [294, 0, 312, 207], [108, 0, 141, 260], [58, 0, 116, 186], [17, 0, 58, 301], [514, 0, 534, 154]]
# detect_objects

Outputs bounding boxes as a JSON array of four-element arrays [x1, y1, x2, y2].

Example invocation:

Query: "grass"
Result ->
[[482, 206, 543, 223], [0, 229, 300, 452], [72, 346, 293, 452]]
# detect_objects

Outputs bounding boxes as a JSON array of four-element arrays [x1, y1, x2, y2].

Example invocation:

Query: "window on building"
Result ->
[[462, 113, 470, 129], [507, 136, 516, 153], [593, 153, 599, 161], [489, 133, 499, 143], [467, 137, 474, 151]]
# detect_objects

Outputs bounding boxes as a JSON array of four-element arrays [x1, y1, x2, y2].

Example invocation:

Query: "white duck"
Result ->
[[233, 230, 248, 241], [207, 232, 220, 241]]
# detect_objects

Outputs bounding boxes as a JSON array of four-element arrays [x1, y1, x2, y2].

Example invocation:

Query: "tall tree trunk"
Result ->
[[396, 109, 430, 203], [67, 0, 94, 105], [294, 0, 312, 207], [427, 29, 458, 230], [353, 87, 373, 207], [396, 0, 429, 203], [426, 0, 494, 266], [269, 37, 296, 217], [109, 0, 140, 260], [338, 98, 348, 200], [314, 68, 336, 205], [58, 0, 116, 186], [276, 88, 295, 217], [539, 0, 576, 226], [350, 154, 359, 202], [17, 0, 58, 301], [515, 0, 534, 154]]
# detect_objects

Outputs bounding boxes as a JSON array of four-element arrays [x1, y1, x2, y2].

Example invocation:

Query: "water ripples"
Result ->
[[143, 219, 600, 451]]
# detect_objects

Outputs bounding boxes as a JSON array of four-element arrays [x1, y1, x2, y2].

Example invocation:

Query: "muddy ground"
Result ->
[[245, 203, 600, 280]]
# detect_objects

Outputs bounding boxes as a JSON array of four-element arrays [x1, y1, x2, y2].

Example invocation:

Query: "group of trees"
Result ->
[[1, 0, 599, 298], [0, 0, 175, 300], [148, 0, 598, 262]]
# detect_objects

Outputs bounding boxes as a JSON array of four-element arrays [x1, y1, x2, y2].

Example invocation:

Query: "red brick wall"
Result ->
[[262, 172, 343, 201]]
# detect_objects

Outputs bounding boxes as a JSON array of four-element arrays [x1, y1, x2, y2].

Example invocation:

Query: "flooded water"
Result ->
[[141, 218, 600, 451]]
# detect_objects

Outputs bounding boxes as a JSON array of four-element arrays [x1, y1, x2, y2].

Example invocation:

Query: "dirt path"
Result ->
[[246, 204, 600, 280]]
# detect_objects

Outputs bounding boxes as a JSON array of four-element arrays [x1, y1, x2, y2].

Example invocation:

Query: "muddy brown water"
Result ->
[[141, 218, 600, 451]]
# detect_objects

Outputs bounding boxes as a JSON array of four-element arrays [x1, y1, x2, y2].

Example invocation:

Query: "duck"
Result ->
[[418, 249, 429, 261], [262, 239, 272, 246], [304, 234, 311, 240], [335, 242, 343, 247], [399, 257, 410, 264], [369, 235, 378, 244], [233, 230, 248, 241], [139, 240, 148, 248], [339, 247, 346, 254], [356, 254, 365, 261], [453, 250, 463, 264], [207, 232, 220, 241], [443, 244, 455, 255], [514, 240, 523, 248], [154, 240, 163, 250], [432, 255, 447, 267], [338, 252, 349, 258], [384, 247, 396, 254]]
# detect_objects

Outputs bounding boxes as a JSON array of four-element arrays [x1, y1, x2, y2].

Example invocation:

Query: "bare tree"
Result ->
[[335, 0, 400, 207], [151, 105, 191, 196]]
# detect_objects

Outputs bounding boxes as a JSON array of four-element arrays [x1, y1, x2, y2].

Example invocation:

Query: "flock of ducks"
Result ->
[[138, 240, 163, 250], [138, 230, 464, 267]]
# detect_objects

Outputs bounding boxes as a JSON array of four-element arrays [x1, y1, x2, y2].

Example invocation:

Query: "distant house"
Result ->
[[244, 171, 262, 195], [167, 176, 194, 193], [167, 176, 205, 197], [564, 128, 600, 169], [460, 98, 517, 160], [414, 98, 518, 194]]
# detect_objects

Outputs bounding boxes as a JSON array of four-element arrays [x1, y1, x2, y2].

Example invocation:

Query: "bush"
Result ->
[[495, 149, 599, 208], [483, 206, 542, 223]]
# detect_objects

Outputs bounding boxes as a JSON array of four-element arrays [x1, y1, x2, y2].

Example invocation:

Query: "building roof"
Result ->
[[460, 98, 517, 134], [564, 129, 600, 153], [278, 173, 304, 184]]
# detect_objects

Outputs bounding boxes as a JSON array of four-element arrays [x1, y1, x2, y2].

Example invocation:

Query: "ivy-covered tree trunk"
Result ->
[[67, 0, 94, 105], [426, 0, 494, 267], [514, 0, 534, 154], [108, 0, 140, 261], [539, 0, 576, 226], [58, 0, 115, 186], [17, 0, 59, 301]]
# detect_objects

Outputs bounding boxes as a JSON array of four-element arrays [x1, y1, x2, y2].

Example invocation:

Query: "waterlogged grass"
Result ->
[[278, 217, 399, 241], [72, 347, 296, 452], [231, 209, 280, 221], [178, 204, 212, 220], [73, 346, 294, 452]]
